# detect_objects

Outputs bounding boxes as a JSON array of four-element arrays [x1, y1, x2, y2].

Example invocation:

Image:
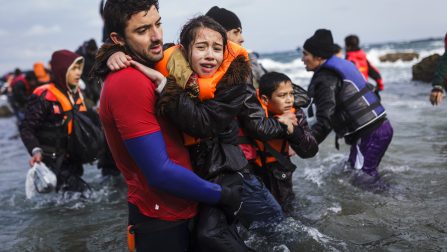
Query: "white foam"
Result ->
[[328, 205, 342, 214], [383, 165, 410, 173], [303, 165, 326, 187]]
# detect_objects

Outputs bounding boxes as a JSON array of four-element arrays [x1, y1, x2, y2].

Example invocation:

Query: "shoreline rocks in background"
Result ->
[[412, 54, 441, 83], [379, 52, 419, 62], [0, 104, 13, 118]]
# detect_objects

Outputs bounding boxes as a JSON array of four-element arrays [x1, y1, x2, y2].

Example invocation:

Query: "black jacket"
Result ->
[[286, 108, 319, 159], [307, 68, 342, 144], [20, 87, 86, 158], [238, 84, 288, 141], [158, 56, 250, 179], [308, 67, 386, 145]]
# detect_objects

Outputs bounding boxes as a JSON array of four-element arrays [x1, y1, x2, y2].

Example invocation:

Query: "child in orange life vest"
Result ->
[[255, 72, 319, 212]]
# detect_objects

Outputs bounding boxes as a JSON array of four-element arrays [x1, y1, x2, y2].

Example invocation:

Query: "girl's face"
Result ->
[[188, 27, 224, 77], [262, 81, 295, 115]]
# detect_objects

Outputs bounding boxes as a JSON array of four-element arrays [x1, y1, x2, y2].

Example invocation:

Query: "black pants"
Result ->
[[43, 155, 88, 193], [128, 203, 191, 252]]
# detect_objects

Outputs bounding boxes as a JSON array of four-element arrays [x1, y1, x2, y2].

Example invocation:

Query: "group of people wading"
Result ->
[[12, 0, 397, 251]]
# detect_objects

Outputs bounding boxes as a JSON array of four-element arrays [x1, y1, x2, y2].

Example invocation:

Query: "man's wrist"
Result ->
[[31, 147, 42, 156]]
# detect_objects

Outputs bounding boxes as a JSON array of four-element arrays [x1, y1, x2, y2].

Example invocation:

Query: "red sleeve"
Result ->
[[107, 68, 160, 140]]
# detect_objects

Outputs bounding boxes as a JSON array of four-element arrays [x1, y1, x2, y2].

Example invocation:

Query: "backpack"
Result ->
[[68, 110, 104, 163]]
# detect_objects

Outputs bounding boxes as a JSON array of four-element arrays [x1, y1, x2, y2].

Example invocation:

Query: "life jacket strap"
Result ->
[[343, 85, 370, 107], [238, 136, 254, 145], [261, 141, 296, 172], [352, 101, 381, 119]]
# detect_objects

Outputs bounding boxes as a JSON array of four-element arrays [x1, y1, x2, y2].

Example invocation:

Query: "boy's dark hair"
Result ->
[[103, 0, 159, 39], [345, 34, 360, 51], [259, 71, 292, 98], [179, 15, 227, 61]]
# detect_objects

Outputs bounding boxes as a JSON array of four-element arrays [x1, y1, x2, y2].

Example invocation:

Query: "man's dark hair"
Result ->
[[103, 0, 159, 39], [345, 34, 360, 51], [259, 71, 292, 98], [179, 15, 228, 61]]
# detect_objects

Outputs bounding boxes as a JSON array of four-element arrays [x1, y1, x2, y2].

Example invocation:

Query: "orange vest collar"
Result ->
[[155, 41, 249, 101]]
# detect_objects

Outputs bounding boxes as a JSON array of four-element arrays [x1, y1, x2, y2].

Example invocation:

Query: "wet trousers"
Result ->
[[194, 173, 250, 252], [238, 172, 284, 226], [348, 119, 393, 177], [43, 155, 88, 193], [253, 162, 296, 213], [128, 203, 191, 252]]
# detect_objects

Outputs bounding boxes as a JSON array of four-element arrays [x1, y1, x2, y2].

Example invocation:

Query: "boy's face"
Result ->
[[226, 28, 244, 45], [120, 5, 163, 63], [67, 62, 82, 87], [263, 81, 294, 115]]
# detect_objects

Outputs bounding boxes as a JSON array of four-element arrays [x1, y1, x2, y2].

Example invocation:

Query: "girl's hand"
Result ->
[[107, 51, 132, 71], [130, 60, 166, 88]]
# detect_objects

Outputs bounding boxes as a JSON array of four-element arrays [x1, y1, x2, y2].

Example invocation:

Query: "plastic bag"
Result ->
[[25, 162, 57, 199]]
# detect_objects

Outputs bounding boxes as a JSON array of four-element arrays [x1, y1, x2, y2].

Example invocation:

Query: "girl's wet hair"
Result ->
[[259, 71, 292, 98], [179, 15, 228, 60]]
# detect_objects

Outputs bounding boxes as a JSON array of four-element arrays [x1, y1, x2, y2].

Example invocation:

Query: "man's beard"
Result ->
[[124, 39, 163, 67]]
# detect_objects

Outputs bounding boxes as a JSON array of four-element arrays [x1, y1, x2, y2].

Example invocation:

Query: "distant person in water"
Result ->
[[345, 34, 384, 97], [333, 43, 343, 58], [20, 50, 92, 194], [429, 33, 447, 106], [302, 29, 393, 187]]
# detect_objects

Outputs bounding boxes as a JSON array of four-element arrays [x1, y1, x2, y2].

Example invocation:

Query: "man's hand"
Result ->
[[218, 173, 244, 219], [107, 51, 131, 71], [29, 152, 42, 167], [430, 89, 444, 106]]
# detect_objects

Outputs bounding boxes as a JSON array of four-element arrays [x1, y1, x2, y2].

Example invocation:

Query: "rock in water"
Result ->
[[0, 104, 13, 117], [379, 52, 419, 62], [412, 54, 441, 82]]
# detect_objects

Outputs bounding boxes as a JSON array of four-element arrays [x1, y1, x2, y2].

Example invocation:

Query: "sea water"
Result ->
[[0, 38, 446, 251]]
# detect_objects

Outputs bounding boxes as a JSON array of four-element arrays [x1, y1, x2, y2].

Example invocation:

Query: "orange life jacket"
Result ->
[[33, 62, 51, 84], [33, 83, 86, 135], [155, 41, 249, 146], [346, 50, 368, 80], [254, 92, 296, 167]]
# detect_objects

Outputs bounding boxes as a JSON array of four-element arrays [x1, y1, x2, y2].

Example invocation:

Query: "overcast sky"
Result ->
[[1, 0, 446, 71]]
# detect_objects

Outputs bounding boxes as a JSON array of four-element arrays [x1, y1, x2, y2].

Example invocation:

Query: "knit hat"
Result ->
[[303, 29, 336, 59], [205, 6, 241, 31]]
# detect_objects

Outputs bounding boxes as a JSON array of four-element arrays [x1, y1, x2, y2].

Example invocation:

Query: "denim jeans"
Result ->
[[237, 173, 284, 228]]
